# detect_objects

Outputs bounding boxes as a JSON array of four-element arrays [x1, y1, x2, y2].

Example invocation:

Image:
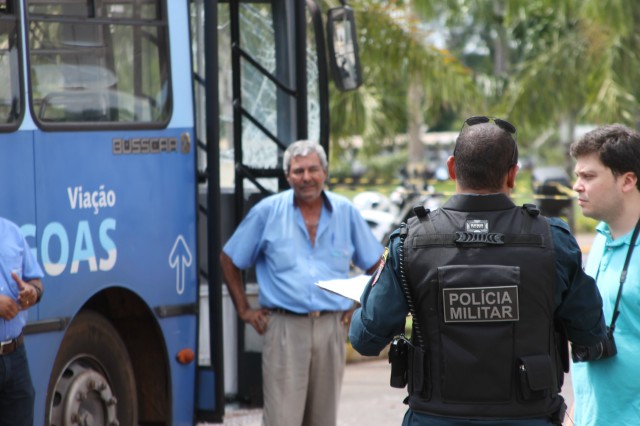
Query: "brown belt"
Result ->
[[271, 308, 337, 318], [0, 333, 24, 356]]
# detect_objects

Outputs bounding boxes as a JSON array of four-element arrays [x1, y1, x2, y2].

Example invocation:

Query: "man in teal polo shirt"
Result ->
[[570, 124, 640, 426]]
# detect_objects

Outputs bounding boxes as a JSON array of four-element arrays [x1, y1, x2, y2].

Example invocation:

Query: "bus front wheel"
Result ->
[[46, 310, 138, 426]]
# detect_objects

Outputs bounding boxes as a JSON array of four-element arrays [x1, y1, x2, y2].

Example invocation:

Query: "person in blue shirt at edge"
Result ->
[[569, 124, 640, 426], [220, 139, 383, 426], [349, 116, 610, 426], [0, 217, 45, 426]]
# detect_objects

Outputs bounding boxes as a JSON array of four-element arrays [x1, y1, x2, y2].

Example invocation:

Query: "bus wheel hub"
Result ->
[[54, 363, 119, 426]]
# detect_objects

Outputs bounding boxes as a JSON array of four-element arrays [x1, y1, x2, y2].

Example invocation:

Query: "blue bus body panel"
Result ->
[[11, 1, 214, 423], [32, 129, 197, 310], [27, 127, 198, 424]]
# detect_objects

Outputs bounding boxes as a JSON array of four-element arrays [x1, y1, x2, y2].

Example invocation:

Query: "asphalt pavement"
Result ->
[[205, 358, 575, 426], [201, 358, 407, 426]]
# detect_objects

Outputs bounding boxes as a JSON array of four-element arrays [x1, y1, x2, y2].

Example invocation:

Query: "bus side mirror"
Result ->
[[326, 5, 362, 91]]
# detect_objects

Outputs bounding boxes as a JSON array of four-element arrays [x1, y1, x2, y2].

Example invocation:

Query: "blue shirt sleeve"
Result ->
[[349, 230, 408, 356], [221, 201, 267, 269], [348, 204, 384, 271], [549, 218, 607, 345]]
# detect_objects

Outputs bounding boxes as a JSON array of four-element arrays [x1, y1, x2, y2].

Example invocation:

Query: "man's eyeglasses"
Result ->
[[454, 116, 518, 166]]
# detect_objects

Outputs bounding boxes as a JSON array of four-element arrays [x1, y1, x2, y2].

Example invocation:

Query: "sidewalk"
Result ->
[[201, 358, 405, 426], [205, 359, 575, 426]]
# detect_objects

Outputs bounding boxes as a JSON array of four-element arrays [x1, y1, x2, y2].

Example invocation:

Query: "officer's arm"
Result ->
[[550, 219, 607, 346], [349, 232, 409, 356]]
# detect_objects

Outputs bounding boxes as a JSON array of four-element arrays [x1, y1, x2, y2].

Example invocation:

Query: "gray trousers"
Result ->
[[262, 311, 346, 426]]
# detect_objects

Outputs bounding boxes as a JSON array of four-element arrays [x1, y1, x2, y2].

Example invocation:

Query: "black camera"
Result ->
[[571, 328, 617, 362], [389, 335, 409, 388]]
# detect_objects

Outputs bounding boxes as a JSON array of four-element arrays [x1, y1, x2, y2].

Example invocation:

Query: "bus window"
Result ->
[[0, 0, 21, 127], [305, 6, 320, 143], [26, 0, 171, 127], [238, 3, 279, 173]]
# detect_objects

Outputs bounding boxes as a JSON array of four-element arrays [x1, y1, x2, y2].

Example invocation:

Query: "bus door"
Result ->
[[194, 0, 361, 419], [215, 0, 330, 408]]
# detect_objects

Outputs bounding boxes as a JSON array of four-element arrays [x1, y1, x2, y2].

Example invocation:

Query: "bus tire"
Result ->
[[46, 310, 138, 426]]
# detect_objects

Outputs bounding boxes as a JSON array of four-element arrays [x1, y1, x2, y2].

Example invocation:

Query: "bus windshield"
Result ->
[[0, 3, 20, 126], [26, 0, 171, 127]]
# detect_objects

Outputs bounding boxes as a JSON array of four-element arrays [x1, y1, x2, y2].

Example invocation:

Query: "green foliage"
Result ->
[[573, 208, 598, 234], [330, 148, 409, 182], [328, 0, 640, 186], [362, 150, 409, 180], [328, 0, 480, 163]]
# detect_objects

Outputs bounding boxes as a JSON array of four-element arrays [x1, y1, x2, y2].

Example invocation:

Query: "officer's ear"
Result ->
[[506, 164, 519, 189], [447, 156, 456, 181]]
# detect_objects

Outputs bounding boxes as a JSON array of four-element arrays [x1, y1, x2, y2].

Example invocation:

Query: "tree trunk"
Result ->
[[407, 75, 426, 181]]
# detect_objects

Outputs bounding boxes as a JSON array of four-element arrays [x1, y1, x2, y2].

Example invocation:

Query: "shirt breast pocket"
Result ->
[[267, 241, 299, 273], [328, 246, 352, 274]]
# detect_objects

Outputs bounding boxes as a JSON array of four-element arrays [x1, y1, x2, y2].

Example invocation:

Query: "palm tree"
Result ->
[[498, 0, 640, 173], [327, 0, 480, 177]]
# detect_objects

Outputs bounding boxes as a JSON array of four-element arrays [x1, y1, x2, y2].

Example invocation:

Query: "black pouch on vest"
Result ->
[[517, 354, 553, 401], [408, 345, 431, 400]]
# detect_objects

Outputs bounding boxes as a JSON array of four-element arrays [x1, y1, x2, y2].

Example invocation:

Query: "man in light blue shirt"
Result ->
[[220, 140, 382, 426], [570, 124, 640, 426], [0, 217, 45, 426]]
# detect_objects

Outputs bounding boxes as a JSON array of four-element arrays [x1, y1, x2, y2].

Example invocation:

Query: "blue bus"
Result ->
[[0, 0, 360, 424]]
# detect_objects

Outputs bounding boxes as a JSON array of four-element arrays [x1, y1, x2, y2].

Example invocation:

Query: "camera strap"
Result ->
[[609, 218, 640, 337]]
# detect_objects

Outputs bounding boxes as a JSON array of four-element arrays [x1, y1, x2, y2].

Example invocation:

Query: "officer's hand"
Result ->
[[13, 272, 37, 310], [0, 295, 20, 320], [240, 308, 272, 335]]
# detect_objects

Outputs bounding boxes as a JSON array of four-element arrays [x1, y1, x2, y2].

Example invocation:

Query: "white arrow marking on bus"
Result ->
[[169, 235, 192, 295]]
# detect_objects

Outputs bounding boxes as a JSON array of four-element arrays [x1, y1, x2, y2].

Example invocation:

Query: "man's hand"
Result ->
[[0, 295, 20, 319], [239, 308, 272, 335], [341, 305, 356, 326], [12, 272, 37, 310]]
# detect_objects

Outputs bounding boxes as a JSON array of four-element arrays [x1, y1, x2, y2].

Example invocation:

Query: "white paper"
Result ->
[[315, 274, 372, 303]]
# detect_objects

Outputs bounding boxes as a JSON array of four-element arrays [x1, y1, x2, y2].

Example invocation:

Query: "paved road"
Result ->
[[202, 358, 406, 426], [337, 359, 408, 425], [206, 358, 575, 426], [340, 361, 575, 425]]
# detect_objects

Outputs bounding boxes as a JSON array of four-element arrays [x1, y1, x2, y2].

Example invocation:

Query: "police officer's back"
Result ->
[[349, 116, 609, 426]]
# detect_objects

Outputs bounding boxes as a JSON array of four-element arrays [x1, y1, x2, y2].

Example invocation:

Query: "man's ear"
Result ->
[[506, 164, 519, 189], [447, 156, 456, 180], [620, 171, 638, 194]]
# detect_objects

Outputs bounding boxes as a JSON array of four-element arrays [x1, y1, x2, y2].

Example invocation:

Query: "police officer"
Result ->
[[349, 116, 609, 426]]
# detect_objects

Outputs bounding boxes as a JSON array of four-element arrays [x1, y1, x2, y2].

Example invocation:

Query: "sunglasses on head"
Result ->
[[455, 116, 518, 166]]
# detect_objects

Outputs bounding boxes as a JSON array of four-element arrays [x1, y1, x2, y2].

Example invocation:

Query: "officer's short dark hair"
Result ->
[[454, 123, 517, 191], [570, 124, 640, 191]]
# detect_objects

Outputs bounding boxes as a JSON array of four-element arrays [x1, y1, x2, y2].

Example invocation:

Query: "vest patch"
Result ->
[[370, 247, 389, 287], [443, 286, 519, 323], [465, 219, 489, 233]]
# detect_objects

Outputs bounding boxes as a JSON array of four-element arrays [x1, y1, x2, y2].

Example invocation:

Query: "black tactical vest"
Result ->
[[402, 194, 565, 421]]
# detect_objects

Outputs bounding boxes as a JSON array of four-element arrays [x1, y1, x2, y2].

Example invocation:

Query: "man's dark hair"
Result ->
[[454, 122, 518, 191], [570, 124, 640, 191]]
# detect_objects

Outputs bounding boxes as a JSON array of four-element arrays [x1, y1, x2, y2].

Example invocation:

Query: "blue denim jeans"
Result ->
[[0, 345, 35, 426]]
